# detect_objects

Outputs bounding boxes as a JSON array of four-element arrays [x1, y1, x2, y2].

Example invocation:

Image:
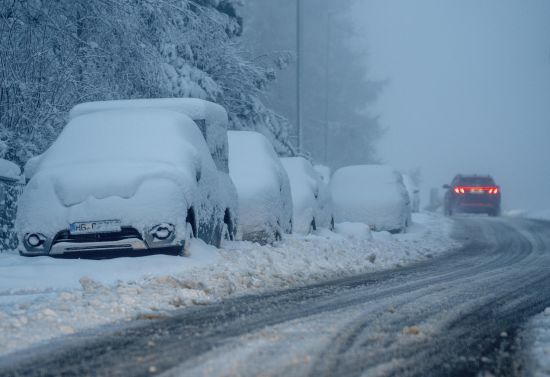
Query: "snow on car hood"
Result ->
[[34, 161, 197, 207]]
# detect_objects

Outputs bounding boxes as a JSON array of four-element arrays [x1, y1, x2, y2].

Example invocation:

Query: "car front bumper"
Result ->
[[20, 225, 183, 256]]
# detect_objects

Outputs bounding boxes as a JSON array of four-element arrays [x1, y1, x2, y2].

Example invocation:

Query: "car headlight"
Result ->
[[25, 233, 46, 248], [149, 223, 175, 241]]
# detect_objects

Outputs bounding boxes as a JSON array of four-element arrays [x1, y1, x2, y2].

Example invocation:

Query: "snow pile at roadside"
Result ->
[[0, 213, 458, 357], [527, 210, 550, 221], [524, 308, 550, 377]]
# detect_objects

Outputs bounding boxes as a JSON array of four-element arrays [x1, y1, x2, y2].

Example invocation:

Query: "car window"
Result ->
[[457, 177, 495, 186]]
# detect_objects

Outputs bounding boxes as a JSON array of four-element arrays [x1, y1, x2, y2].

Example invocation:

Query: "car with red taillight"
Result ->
[[443, 175, 501, 216]]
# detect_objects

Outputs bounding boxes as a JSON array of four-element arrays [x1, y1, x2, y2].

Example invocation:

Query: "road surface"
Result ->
[[1, 217, 550, 377]]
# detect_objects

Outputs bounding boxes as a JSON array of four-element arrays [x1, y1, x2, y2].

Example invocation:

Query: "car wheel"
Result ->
[[179, 222, 194, 257], [221, 222, 233, 243]]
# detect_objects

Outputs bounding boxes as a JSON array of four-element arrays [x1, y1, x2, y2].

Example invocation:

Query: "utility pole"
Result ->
[[296, 0, 302, 153], [324, 10, 331, 164], [324, 9, 337, 165]]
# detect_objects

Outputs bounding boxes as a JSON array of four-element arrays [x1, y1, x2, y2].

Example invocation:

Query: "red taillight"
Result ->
[[454, 186, 499, 195]]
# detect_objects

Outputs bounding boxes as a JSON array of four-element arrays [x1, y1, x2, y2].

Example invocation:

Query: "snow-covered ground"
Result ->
[[525, 308, 550, 377], [527, 210, 550, 221], [0, 213, 458, 357]]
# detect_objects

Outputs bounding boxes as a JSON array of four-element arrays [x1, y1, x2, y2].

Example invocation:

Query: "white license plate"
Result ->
[[70, 220, 121, 235], [470, 189, 484, 194]]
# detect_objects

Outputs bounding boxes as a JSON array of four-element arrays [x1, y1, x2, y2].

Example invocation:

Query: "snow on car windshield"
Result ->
[[40, 110, 199, 169]]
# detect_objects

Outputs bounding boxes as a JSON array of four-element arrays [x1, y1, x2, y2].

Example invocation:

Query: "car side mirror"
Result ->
[[442, 184, 450, 189]]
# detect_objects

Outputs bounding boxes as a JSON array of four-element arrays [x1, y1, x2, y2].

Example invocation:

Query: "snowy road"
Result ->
[[2, 217, 550, 377]]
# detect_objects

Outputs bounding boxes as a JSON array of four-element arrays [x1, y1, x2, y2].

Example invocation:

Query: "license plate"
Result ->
[[70, 220, 121, 235], [470, 189, 484, 194]]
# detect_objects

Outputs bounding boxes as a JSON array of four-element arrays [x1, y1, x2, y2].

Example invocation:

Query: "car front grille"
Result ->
[[52, 227, 143, 245]]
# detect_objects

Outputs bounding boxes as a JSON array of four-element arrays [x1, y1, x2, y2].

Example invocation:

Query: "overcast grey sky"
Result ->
[[352, 0, 550, 211]]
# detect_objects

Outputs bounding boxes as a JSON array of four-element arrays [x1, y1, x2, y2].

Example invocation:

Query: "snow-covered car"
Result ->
[[280, 157, 333, 234], [228, 131, 292, 244], [402, 174, 420, 213], [16, 99, 238, 257], [314, 165, 331, 185], [331, 165, 410, 233]]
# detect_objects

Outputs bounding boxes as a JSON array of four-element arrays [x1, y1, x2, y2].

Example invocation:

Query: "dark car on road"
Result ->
[[443, 175, 501, 216]]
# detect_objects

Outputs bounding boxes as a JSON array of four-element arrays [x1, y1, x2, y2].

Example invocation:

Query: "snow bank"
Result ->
[[0, 213, 458, 357], [526, 209, 550, 221], [228, 131, 292, 243], [0, 159, 21, 181], [524, 308, 550, 377], [331, 165, 410, 233], [334, 222, 373, 241]]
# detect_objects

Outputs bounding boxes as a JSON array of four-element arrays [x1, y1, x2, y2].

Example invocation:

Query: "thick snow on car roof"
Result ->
[[41, 110, 204, 169], [0, 159, 21, 181], [69, 98, 230, 172], [69, 98, 227, 128]]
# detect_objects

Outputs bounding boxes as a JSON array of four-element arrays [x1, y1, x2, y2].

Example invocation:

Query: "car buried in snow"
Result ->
[[330, 165, 411, 233], [228, 131, 293, 244], [402, 174, 421, 213], [280, 157, 334, 234], [16, 98, 238, 257], [443, 174, 501, 216]]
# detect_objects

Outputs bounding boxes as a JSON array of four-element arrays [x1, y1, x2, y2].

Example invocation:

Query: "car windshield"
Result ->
[[457, 177, 495, 187], [41, 111, 197, 169]]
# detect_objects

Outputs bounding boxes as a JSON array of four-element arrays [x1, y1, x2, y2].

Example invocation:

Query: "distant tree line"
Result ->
[[0, 0, 294, 167], [243, 0, 385, 169]]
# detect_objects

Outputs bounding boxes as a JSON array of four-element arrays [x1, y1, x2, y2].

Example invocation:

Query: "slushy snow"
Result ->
[[0, 213, 458, 357]]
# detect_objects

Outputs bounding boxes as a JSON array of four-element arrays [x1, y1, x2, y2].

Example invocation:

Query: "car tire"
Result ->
[[489, 208, 501, 217], [221, 222, 233, 243]]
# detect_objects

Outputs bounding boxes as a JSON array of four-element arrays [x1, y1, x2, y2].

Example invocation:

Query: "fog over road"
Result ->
[[2, 217, 550, 377]]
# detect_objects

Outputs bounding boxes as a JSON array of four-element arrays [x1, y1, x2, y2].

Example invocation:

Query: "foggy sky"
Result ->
[[352, 0, 550, 211]]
